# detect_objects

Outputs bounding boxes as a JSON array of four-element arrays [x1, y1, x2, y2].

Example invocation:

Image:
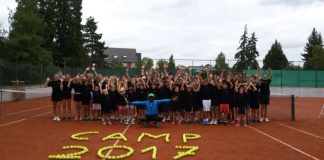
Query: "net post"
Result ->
[[291, 94, 295, 121]]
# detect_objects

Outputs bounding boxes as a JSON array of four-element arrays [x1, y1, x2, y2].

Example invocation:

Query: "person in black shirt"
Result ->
[[259, 67, 272, 122], [81, 80, 93, 121], [171, 85, 181, 125], [125, 86, 137, 125], [235, 85, 248, 127], [200, 80, 213, 125], [71, 76, 83, 121], [62, 75, 72, 120], [92, 85, 102, 121], [45, 74, 63, 121], [249, 76, 260, 122]]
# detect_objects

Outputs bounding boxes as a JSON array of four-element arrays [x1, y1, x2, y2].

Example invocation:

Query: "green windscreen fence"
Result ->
[[245, 70, 324, 87]]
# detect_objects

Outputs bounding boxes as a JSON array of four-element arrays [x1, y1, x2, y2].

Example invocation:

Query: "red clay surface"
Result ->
[[0, 96, 324, 160]]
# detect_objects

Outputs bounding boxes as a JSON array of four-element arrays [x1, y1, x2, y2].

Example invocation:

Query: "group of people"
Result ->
[[45, 64, 272, 127]]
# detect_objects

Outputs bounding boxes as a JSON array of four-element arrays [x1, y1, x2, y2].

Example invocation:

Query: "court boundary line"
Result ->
[[103, 124, 131, 159], [273, 121, 324, 140], [1, 105, 51, 117], [0, 111, 51, 127], [248, 126, 320, 160]]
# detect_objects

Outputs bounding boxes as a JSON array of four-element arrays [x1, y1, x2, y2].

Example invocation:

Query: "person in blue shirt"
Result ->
[[130, 93, 171, 127]]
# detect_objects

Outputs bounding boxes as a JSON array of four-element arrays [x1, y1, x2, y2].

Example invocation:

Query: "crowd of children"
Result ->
[[45, 64, 272, 127]]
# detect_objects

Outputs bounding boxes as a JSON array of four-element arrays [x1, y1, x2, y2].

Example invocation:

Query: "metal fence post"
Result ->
[[315, 70, 318, 88], [291, 95, 295, 121], [29, 63, 32, 88], [40, 64, 43, 88]]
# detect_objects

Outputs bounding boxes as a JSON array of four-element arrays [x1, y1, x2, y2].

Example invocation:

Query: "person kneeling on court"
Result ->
[[129, 93, 171, 128]]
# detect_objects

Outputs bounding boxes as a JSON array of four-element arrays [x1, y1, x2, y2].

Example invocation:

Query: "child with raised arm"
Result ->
[[259, 67, 272, 122], [130, 93, 171, 128]]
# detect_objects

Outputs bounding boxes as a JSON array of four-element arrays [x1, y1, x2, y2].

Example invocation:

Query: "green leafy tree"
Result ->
[[109, 58, 123, 68], [302, 28, 323, 69], [285, 62, 303, 70], [214, 52, 229, 71], [263, 40, 289, 69], [5, 0, 52, 65], [83, 16, 105, 67], [168, 54, 176, 73], [157, 59, 168, 69], [233, 25, 249, 71], [38, 0, 56, 54], [53, 0, 86, 67], [0, 25, 7, 59], [246, 32, 259, 69], [309, 45, 324, 70], [136, 57, 153, 70]]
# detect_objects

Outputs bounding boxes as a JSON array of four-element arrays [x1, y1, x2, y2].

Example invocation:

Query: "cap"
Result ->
[[148, 93, 155, 98]]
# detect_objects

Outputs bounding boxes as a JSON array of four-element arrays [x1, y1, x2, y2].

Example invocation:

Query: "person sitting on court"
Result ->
[[129, 93, 171, 127]]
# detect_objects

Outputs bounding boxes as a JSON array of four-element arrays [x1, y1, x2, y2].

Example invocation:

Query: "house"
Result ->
[[103, 47, 141, 68]]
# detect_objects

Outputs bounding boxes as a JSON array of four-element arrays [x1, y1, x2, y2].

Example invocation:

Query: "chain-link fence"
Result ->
[[1, 59, 321, 89]]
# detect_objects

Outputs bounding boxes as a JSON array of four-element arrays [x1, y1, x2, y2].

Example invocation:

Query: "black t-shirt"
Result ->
[[157, 86, 171, 99], [236, 93, 247, 107], [125, 91, 137, 102], [82, 84, 93, 100], [62, 81, 72, 98], [220, 88, 231, 104], [260, 79, 271, 95], [72, 83, 83, 95], [200, 84, 213, 100], [48, 80, 62, 97], [92, 91, 101, 103], [136, 88, 147, 101]]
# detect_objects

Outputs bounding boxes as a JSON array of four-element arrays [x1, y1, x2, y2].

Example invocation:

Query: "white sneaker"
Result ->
[[208, 120, 214, 125], [103, 121, 107, 126], [131, 119, 135, 125], [56, 117, 61, 121], [108, 121, 112, 125], [162, 117, 166, 122], [53, 116, 57, 121], [125, 119, 129, 125], [260, 117, 264, 122], [213, 120, 218, 125], [265, 117, 269, 122]]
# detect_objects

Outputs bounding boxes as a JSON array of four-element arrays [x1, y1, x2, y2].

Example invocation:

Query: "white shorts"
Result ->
[[92, 103, 101, 110], [202, 100, 211, 112], [126, 104, 135, 109]]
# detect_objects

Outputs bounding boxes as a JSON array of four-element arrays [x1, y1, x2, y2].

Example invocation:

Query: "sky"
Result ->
[[1, 0, 324, 66]]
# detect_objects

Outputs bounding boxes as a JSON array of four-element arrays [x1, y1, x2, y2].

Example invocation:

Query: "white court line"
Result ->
[[273, 121, 324, 140], [103, 124, 131, 159], [248, 126, 320, 160], [0, 111, 51, 127], [1, 105, 51, 117]]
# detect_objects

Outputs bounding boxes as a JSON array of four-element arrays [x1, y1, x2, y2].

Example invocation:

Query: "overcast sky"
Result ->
[[1, 0, 324, 66]]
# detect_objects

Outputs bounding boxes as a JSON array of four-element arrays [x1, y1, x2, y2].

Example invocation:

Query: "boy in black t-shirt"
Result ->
[[259, 67, 272, 122]]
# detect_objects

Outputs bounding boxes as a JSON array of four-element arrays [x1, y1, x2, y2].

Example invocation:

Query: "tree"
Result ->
[[309, 45, 324, 70], [285, 62, 302, 70], [157, 59, 168, 69], [168, 54, 176, 73], [136, 57, 153, 70], [5, 0, 52, 65], [263, 40, 289, 69], [83, 16, 106, 67], [214, 52, 229, 71], [38, 0, 56, 54], [302, 28, 323, 69], [233, 25, 249, 71], [0, 24, 7, 59], [246, 32, 259, 69], [109, 58, 123, 68], [53, 0, 86, 67]]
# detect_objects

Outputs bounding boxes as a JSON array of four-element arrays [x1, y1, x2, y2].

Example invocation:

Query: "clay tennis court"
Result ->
[[0, 96, 324, 160]]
